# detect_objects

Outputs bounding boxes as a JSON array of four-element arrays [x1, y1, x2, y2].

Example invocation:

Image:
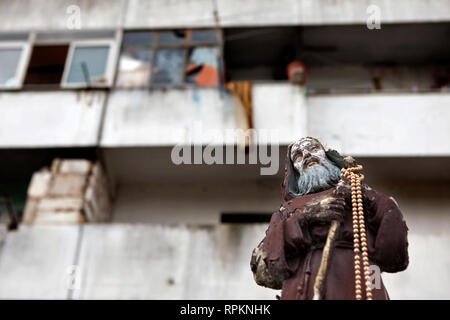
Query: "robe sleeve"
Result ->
[[364, 185, 409, 273], [250, 207, 311, 289]]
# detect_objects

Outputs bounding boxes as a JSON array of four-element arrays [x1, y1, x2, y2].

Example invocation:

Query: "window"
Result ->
[[224, 27, 298, 81], [62, 41, 116, 87], [152, 49, 185, 86], [0, 47, 23, 87], [24, 45, 69, 86], [21, 31, 118, 89], [116, 29, 221, 88], [0, 41, 30, 89], [0, 31, 118, 89], [116, 32, 153, 88]]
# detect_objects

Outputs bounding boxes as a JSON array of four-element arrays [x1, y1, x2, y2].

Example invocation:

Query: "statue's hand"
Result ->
[[303, 196, 346, 223], [334, 179, 352, 202]]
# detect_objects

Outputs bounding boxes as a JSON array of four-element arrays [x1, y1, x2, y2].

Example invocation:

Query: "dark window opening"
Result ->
[[224, 27, 299, 82], [224, 23, 450, 93], [24, 45, 69, 87], [221, 213, 272, 223], [0, 147, 98, 222]]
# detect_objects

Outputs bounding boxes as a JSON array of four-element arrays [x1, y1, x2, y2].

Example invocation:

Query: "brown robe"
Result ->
[[250, 149, 409, 300]]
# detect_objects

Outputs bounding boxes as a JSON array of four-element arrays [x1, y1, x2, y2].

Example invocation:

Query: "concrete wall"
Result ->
[[100, 89, 245, 147], [0, 0, 126, 31], [0, 225, 79, 299], [0, 91, 106, 147], [0, 0, 448, 31], [74, 224, 275, 299], [102, 89, 450, 156], [111, 180, 280, 224], [124, 0, 216, 29], [0, 224, 276, 300], [377, 182, 450, 299], [0, 184, 449, 300], [252, 84, 307, 145], [103, 177, 450, 300], [308, 92, 450, 156], [101, 83, 309, 147], [217, 0, 450, 26], [2, 89, 449, 155], [1, 153, 449, 300]]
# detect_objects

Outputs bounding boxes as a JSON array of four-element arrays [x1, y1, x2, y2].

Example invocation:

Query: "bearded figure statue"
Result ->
[[250, 137, 409, 300]]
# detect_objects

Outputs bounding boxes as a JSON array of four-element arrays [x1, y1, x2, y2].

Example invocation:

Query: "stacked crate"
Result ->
[[22, 159, 111, 224]]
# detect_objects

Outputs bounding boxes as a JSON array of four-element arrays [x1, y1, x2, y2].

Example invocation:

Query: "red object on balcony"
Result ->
[[287, 61, 307, 85]]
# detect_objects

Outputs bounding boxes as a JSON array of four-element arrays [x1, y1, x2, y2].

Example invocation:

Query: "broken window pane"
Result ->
[[116, 31, 154, 88], [122, 32, 153, 47], [0, 47, 22, 87], [116, 48, 153, 88], [157, 31, 186, 46], [186, 47, 219, 87], [66, 45, 109, 84], [152, 49, 185, 86], [190, 30, 218, 44], [24, 45, 69, 86]]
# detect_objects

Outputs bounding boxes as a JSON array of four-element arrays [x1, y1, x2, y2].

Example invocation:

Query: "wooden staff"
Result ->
[[312, 220, 339, 300]]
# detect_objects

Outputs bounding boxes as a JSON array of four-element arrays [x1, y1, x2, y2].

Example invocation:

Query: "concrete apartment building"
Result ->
[[0, 0, 449, 299]]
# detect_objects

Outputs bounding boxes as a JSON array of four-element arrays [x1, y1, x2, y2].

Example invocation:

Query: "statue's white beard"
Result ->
[[296, 158, 341, 196]]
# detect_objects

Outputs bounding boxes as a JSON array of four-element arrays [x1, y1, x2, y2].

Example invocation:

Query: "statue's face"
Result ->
[[290, 138, 327, 173]]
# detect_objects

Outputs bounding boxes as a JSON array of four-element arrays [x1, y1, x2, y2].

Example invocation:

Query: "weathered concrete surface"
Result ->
[[0, 91, 106, 147], [1, 0, 448, 31], [124, 0, 216, 28], [100, 89, 244, 146], [109, 181, 450, 300], [308, 93, 450, 156], [0, 217, 448, 299], [74, 224, 276, 299], [101, 89, 450, 156], [383, 233, 450, 300], [216, 0, 450, 26], [0, 224, 276, 299], [252, 84, 307, 145], [1, 89, 449, 156], [0, 0, 126, 31], [0, 225, 79, 299], [111, 181, 280, 224]]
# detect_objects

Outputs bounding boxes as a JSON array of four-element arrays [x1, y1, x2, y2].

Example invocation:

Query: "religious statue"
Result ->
[[250, 137, 409, 300]]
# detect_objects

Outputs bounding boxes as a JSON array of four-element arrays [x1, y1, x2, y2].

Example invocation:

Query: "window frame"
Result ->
[[114, 31, 154, 89], [150, 29, 221, 89], [61, 39, 118, 88], [116, 28, 222, 89], [0, 41, 31, 89]]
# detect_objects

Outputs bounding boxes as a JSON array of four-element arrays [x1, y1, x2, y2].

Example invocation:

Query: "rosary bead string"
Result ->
[[341, 166, 372, 300]]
